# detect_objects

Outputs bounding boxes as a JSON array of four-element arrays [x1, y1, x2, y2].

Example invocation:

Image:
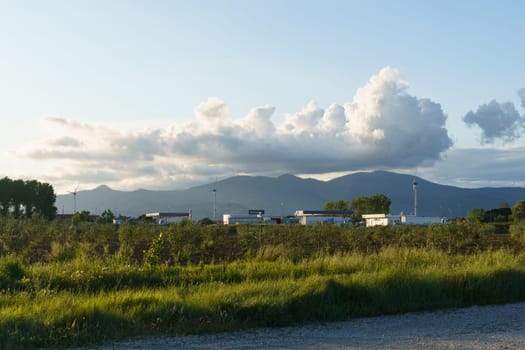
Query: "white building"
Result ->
[[362, 214, 402, 227], [294, 210, 353, 226], [145, 212, 191, 225], [223, 214, 262, 225], [362, 213, 445, 227]]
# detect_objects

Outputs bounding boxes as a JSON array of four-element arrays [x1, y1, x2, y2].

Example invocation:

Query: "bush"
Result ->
[[510, 222, 525, 244], [0, 256, 27, 290]]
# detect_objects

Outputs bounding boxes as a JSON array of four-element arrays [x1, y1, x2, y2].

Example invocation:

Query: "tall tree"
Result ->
[[351, 194, 391, 216], [369, 194, 391, 214], [351, 196, 372, 216], [0, 177, 56, 219], [98, 209, 115, 224], [11, 179, 25, 218], [0, 177, 12, 216], [22, 180, 39, 217], [512, 200, 525, 222], [467, 208, 485, 222], [323, 199, 350, 211], [34, 182, 57, 220]]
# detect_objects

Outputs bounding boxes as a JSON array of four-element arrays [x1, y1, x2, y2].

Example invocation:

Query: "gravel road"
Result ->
[[77, 302, 525, 349]]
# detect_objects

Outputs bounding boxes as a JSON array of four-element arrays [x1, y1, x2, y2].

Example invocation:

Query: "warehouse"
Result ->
[[294, 210, 353, 226], [145, 212, 191, 225], [362, 213, 445, 227]]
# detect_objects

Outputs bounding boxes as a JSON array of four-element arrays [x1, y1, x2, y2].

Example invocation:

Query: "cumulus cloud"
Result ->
[[280, 101, 324, 134], [23, 66, 453, 191], [463, 89, 525, 144], [239, 105, 276, 138]]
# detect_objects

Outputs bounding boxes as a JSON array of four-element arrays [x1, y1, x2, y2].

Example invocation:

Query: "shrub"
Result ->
[[0, 256, 27, 290]]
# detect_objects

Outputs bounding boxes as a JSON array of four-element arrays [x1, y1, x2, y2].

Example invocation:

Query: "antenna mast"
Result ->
[[412, 179, 418, 216], [210, 188, 217, 221]]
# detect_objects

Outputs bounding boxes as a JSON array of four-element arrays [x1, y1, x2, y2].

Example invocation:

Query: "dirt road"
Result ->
[[79, 302, 525, 349]]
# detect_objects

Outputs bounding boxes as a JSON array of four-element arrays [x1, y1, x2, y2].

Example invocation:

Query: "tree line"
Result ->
[[323, 194, 391, 221], [467, 201, 525, 223], [0, 177, 56, 219]]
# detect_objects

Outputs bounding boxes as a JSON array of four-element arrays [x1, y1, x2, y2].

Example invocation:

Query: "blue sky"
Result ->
[[1, 0, 525, 194]]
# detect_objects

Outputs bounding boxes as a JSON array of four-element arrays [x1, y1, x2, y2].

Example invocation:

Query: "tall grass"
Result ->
[[1, 248, 525, 348]]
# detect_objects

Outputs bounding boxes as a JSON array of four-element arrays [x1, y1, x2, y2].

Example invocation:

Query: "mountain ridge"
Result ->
[[55, 171, 525, 219]]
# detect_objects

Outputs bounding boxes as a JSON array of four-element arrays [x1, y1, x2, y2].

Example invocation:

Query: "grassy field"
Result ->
[[1, 218, 525, 348]]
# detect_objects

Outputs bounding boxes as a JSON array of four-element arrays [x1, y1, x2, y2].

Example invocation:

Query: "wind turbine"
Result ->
[[69, 185, 79, 213], [412, 179, 418, 216]]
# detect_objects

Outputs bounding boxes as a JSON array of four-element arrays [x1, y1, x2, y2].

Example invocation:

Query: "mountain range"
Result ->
[[55, 171, 525, 219]]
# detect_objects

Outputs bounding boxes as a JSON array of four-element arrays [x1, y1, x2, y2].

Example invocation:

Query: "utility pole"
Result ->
[[210, 188, 217, 221], [412, 179, 418, 216]]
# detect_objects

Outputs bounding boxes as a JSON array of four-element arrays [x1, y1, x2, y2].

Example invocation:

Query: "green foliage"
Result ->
[[467, 208, 484, 222], [0, 216, 524, 347], [512, 200, 525, 222], [71, 210, 94, 225], [351, 194, 391, 215], [510, 221, 525, 244], [0, 256, 27, 290], [143, 232, 166, 269], [323, 200, 350, 211], [198, 217, 214, 226], [0, 177, 56, 219], [484, 207, 512, 223], [1, 249, 525, 347], [97, 209, 116, 224]]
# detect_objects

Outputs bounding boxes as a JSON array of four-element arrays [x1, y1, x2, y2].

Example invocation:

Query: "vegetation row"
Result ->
[[0, 216, 524, 347]]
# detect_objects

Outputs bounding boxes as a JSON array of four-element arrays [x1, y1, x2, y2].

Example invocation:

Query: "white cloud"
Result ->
[[193, 97, 230, 133], [21, 66, 454, 192], [320, 104, 345, 133], [239, 105, 276, 138], [280, 101, 324, 135]]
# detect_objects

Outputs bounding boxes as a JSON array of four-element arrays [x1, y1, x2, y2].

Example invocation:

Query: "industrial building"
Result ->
[[361, 214, 401, 227], [223, 214, 263, 225], [294, 210, 353, 226], [362, 213, 445, 227], [223, 209, 281, 225], [145, 212, 191, 225]]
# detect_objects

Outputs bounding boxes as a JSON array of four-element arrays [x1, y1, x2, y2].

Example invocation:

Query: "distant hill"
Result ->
[[55, 171, 525, 219]]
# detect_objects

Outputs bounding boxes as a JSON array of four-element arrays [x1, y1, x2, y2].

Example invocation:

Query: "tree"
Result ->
[[351, 196, 372, 216], [369, 194, 391, 214], [323, 199, 350, 211], [22, 180, 39, 217], [351, 194, 391, 215], [512, 200, 525, 222], [0, 177, 12, 216], [484, 207, 511, 223], [34, 182, 56, 220], [0, 177, 56, 219], [467, 208, 485, 222], [198, 217, 214, 226], [98, 209, 116, 224], [71, 210, 93, 225], [11, 179, 25, 218]]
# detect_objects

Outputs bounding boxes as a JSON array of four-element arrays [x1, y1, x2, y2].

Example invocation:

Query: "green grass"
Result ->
[[2, 248, 525, 348]]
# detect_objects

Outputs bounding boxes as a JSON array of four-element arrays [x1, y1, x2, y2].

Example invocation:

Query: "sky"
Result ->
[[1, 0, 525, 194]]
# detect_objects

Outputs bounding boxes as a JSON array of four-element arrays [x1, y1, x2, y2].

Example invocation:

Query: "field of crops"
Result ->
[[1, 217, 525, 348]]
